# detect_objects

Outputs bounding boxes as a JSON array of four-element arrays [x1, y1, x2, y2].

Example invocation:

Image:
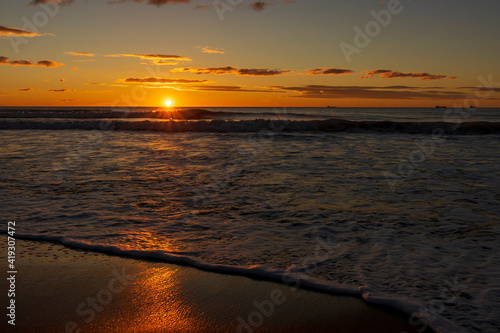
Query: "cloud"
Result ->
[[64, 51, 96, 57], [250, 0, 295, 11], [200, 46, 225, 54], [458, 87, 500, 93], [145, 0, 189, 6], [276, 85, 467, 100], [305, 68, 354, 75], [30, 0, 75, 5], [197, 0, 294, 11], [70, 67, 79, 70], [105, 53, 191, 65], [172, 66, 236, 74], [32, 0, 294, 10], [361, 69, 455, 81], [0, 25, 51, 38], [37, 60, 64, 67], [60, 78, 65, 82], [363, 69, 391, 76], [251, 1, 267, 11], [145, 83, 280, 93], [189, 85, 280, 93], [238, 68, 289, 76], [47, 89, 76, 92], [86, 82, 106, 85], [106, 0, 191, 5], [19, 88, 39, 92], [123, 77, 207, 84], [172, 66, 289, 76], [0, 56, 63, 68]]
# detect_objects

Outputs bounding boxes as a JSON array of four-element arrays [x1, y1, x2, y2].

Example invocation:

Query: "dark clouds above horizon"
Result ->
[[276, 85, 471, 100], [171, 66, 289, 76], [124, 77, 207, 84], [0, 56, 63, 68], [29, 0, 294, 11], [0, 25, 50, 38], [361, 70, 457, 81]]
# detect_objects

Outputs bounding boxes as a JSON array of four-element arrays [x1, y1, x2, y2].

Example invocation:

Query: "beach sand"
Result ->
[[1, 238, 433, 333]]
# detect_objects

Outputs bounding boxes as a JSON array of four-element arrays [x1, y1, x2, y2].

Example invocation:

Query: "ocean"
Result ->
[[1, 107, 499, 333]]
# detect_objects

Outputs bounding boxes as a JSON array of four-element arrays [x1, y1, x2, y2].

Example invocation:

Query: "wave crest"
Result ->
[[1, 118, 499, 135]]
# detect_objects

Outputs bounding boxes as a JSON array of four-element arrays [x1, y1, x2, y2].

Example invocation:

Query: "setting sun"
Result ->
[[164, 100, 173, 107]]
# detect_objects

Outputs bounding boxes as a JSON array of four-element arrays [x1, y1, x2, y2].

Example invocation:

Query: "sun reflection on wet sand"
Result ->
[[89, 265, 203, 333]]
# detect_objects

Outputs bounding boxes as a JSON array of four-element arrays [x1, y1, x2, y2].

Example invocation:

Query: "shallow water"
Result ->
[[1, 107, 499, 333]]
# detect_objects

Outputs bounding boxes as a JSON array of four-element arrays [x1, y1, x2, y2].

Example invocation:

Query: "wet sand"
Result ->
[[0, 238, 434, 333]]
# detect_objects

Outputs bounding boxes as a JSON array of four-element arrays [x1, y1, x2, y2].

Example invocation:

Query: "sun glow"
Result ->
[[164, 99, 172, 107]]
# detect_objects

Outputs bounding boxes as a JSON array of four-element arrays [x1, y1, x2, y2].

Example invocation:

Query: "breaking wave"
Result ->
[[1, 117, 500, 135]]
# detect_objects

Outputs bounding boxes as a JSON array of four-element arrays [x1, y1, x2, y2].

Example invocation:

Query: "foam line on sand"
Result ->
[[0, 238, 435, 333]]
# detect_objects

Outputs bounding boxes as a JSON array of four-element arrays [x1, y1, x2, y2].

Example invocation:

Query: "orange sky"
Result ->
[[1, 0, 500, 107]]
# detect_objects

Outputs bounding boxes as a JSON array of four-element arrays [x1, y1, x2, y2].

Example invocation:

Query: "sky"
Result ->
[[1, 0, 500, 107]]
